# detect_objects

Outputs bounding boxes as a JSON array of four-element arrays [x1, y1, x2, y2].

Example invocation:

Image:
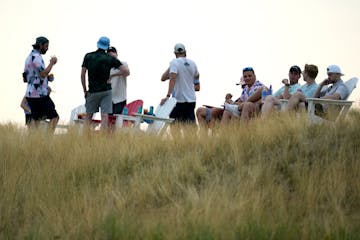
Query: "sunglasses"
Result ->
[[243, 67, 254, 72]]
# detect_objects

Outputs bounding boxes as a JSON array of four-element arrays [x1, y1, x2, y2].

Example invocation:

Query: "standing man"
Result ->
[[160, 43, 200, 123], [107, 46, 130, 114], [81, 37, 129, 128], [23, 36, 59, 131]]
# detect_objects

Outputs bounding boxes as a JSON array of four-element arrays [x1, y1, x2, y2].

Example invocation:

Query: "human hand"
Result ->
[[281, 79, 289, 85], [225, 93, 232, 100], [160, 97, 168, 106], [322, 79, 331, 85], [50, 56, 57, 65]]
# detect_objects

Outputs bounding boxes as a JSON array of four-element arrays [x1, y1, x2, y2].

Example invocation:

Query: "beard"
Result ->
[[40, 49, 47, 54]]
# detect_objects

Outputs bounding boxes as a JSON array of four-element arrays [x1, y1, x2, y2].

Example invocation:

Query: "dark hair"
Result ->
[[304, 64, 318, 79], [107, 46, 117, 53], [32, 36, 49, 49], [289, 65, 301, 74]]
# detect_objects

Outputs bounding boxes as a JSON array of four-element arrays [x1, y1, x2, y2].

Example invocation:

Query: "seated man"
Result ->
[[261, 65, 302, 118], [312, 65, 349, 119], [221, 67, 264, 124], [196, 77, 245, 127], [286, 64, 319, 111]]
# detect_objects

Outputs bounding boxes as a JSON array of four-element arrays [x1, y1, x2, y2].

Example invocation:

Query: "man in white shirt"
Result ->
[[160, 43, 200, 123], [107, 46, 130, 114]]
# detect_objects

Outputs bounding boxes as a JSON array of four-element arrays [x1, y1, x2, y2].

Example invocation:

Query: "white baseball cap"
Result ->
[[327, 65, 344, 76], [174, 43, 186, 53]]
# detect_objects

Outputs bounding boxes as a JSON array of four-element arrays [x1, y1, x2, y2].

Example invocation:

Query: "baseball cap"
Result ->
[[289, 65, 301, 74], [107, 46, 117, 53], [327, 65, 344, 76], [97, 36, 110, 50], [32, 36, 49, 47], [174, 43, 186, 53]]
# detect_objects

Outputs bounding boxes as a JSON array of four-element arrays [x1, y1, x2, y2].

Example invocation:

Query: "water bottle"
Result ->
[[148, 106, 154, 115], [137, 105, 143, 114], [122, 107, 128, 115], [262, 86, 269, 102]]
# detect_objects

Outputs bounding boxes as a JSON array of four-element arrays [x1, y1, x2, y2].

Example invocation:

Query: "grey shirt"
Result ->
[[319, 80, 349, 100]]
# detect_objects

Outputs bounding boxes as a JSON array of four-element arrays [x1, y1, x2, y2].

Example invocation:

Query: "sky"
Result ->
[[1, 0, 359, 125]]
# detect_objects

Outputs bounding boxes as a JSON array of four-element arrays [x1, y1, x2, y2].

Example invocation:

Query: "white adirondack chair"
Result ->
[[307, 77, 358, 124], [134, 97, 177, 135]]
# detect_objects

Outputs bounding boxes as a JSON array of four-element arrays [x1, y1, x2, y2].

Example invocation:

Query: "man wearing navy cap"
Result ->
[[81, 37, 129, 129]]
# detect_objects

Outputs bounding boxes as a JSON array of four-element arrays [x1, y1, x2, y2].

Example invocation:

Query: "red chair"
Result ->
[[108, 99, 143, 127]]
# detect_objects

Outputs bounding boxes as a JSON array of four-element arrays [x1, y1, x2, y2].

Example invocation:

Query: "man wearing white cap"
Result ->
[[160, 43, 200, 123], [313, 65, 349, 100], [312, 65, 349, 118]]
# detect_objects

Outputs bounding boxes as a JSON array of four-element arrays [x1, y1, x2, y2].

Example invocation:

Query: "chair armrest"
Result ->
[[133, 113, 175, 123], [306, 98, 353, 106], [278, 99, 289, 111]]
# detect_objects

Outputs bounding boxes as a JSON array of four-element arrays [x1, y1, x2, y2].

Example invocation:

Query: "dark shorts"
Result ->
[[170, 102, 196, 123], [112, 100, 127, 114], [26, 96, 59, 121]]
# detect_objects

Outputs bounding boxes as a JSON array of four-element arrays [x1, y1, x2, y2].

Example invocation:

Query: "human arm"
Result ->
[[81, 67, 87, 98], [246, 88, 262, 103], [313, 79, 330, 98], [39, 56, 57, 78], [161, 68, 170, 81], [194, 73, 200, 91], [20, 97, 31, 113], [225, 93, 234, 103], [160, 72, 176, 105]]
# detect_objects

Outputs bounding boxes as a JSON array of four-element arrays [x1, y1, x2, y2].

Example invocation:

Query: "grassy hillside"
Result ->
[[1, 112, 360, 239]]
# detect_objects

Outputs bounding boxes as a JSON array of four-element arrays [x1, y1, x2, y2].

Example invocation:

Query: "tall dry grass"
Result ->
[[1, 111, 360, 239]]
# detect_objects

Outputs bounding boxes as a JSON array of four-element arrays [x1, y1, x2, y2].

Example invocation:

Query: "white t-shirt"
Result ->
[[110, 62, 128, 103], [169, 57, 198, 103]]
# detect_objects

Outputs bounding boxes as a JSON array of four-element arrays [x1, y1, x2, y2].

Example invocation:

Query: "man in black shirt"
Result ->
[[81, 36, 129, 128]]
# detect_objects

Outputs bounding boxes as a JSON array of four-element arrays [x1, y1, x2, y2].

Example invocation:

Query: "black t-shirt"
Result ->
[[82, 49, 122, 93]]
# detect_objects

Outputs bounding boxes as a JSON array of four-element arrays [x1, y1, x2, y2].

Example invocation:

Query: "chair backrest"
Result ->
[[344, 77, 358, 100], [125, 99, 143, 116], [70, 104, 86, 123], [112, 99, 143, 127], [146, 98, 177, 134]]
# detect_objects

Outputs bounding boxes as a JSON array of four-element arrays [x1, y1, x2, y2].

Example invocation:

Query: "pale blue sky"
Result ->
[[1, 0, 359, 124]]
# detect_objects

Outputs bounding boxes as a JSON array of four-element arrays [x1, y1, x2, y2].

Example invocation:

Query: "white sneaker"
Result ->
[[224, 103, 240, 117]]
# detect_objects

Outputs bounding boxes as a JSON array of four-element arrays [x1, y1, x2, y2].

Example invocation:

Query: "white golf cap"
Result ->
[[174, 43, 186, 53], [327, 65, 344, 76]]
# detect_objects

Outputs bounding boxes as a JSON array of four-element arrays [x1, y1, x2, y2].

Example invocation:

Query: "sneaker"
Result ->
[[224, 103, 240, 117]]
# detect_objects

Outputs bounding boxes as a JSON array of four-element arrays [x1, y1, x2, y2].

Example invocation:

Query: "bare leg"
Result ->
[[209, 108, 223, 128], [286, 92, 306, 111], [49, 116, 59, 132], [85, 113, 94, 130], [196, 107, 207, 127], [101, 113, 109, 130], [221, 110, 233, 125], [261, 96, 279, 119], [241, 102, 256, 122]]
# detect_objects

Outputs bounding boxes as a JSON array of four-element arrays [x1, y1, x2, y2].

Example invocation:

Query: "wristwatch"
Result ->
[[284, 83, 290, 87], [166, 94, 171, 98]]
